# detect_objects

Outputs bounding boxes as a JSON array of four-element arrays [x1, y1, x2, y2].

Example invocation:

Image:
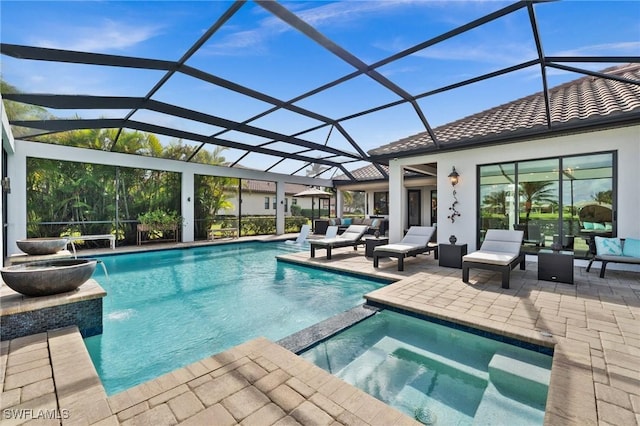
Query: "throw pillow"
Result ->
[[594, 236, 623, 256], [329, 218, 336, 226], [622, 238, 640, 258], [605, 222, 613, 231], [342, 218, 352, 226], [583, 222, 594, 230], [371, 218, 380, 228], [593, 222, 605, 230]]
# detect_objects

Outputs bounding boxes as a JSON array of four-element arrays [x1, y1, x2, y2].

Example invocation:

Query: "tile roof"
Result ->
[[334, 164, 389, 181], [368, 64, 640, 158], [238, 180, 311, 195]]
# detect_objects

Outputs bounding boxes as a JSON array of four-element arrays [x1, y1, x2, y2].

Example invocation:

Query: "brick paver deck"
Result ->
[[2, 241, 639, 425]]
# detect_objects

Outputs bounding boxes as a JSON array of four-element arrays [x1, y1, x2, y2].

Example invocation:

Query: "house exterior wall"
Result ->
[[389, 125, 640, 250], [219, 193, 313, 216]]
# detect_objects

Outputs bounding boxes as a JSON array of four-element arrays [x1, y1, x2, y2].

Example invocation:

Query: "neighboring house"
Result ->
[[219, 180, 325, 216], [336, 64, 640, 257]]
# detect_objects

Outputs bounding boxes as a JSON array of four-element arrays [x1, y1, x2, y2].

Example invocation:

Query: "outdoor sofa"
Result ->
[[314, 217, 387, 236], [373, 226, 437, 271], [586, 236, 640, 278], [462, 229, 525, 289], [310, 224, 369, 260]]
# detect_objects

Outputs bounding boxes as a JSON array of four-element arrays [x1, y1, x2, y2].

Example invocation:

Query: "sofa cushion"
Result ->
[[342, 218, 352, 226], [622, 238, 640, 258], [583, 221, 594, 230], [594, 237, 623, 256]]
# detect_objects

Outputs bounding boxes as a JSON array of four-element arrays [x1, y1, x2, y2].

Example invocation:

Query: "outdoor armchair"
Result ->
[[373, 226, 437, 271], [310, 225, 369, 260], [462, 229, 525, 289]]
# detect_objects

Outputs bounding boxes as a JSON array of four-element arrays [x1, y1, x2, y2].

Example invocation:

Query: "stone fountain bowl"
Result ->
[[1, 259, 97, 297], [16, 238, 69, 255]]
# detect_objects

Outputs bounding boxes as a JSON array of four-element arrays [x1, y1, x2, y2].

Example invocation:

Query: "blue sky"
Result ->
[[1, 1, 639, 174]]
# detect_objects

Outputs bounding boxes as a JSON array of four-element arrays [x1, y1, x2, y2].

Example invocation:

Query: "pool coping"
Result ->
[[2, 240, 638, 424]]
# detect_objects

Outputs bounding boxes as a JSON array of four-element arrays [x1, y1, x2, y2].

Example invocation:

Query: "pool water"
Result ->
[[85, 242, 386, 395], [300, 310, 553, 425]]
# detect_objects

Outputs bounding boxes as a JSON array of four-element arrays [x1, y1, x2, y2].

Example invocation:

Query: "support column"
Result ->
[[388, 159, 405, 243], [181, 172, 194, 242], [276, 181, 285, 235], [6, 144, 27, 255]]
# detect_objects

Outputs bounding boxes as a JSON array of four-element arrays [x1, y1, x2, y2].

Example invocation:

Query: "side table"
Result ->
[[538, 250, 574, 284], [439, 243, 468, 268], [365, 237, 389, 257]]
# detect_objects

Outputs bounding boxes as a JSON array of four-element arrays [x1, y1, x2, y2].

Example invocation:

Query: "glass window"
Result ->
[[479, 163, 516, 236], [517, 158, 559, 248], [264, 197, 269, 209], [373, 192, 389, 215], [478, 152, 614, 258]]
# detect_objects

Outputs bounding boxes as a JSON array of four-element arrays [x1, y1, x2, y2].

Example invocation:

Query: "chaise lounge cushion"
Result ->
[[462, 229, 525, 289], [462, 250, 519, 266], [373, 226, 436, 271]]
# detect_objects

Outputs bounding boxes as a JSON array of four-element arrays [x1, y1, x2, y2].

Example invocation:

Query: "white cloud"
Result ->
[[32, 19, 162, 52], [554, 41, 640, 57], [204, 0, 461, 56]]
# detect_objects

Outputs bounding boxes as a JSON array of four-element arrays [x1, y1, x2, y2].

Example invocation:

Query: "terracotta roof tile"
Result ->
[[369, 64, 640, 157]]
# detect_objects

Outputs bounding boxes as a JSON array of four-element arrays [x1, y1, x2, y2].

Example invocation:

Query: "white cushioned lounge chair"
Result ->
[[310, 224, 369, 260], [325, 225, 338, 239], [285, 224, 311, 245], [373, 226, 437, 271], [462, 229, 525, 289]]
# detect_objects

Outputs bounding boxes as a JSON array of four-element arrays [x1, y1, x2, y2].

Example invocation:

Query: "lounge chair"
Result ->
[[285, 224, 311, 245], [310, 225, 369, 260], [373, 226, 437, 271], [462, 229, 525, 289], [325, 225, 338, 239]]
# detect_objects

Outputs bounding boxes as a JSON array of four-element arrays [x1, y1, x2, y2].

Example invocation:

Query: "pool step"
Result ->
[[337, 336, 488, 384], [472, 382, 546, 426], [488, 352, 550, 408]]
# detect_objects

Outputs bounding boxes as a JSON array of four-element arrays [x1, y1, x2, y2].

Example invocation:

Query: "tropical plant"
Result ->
[[592, 190, 612, 205], [519, 181, 555, 223], [483, 190, 508, 215], [138, 209, 182, 228]]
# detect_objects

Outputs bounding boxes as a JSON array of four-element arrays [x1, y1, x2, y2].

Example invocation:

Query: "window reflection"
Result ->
[[478, 152, 614, 258]]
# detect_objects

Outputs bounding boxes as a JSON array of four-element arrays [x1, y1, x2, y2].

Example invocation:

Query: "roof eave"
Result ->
[[368, 113, 640, 162]]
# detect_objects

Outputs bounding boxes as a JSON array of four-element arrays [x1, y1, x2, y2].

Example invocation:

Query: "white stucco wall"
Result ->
[[389, 125, 640, 250], [1, 97, 16, 265], [4, 140, 332, 255]]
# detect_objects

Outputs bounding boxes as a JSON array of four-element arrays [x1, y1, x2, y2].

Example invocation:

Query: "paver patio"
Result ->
[[1, 240, 639, 425]]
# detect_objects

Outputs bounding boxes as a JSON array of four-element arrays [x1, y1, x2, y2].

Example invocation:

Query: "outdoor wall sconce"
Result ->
[[1, 177, 10, 194], [447, 167, 461, 223], [448, 166, 459, 186]]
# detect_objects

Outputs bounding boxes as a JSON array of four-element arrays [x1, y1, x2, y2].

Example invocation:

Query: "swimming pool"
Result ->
[[85, 242, 387, 395], [300, 310, 553, 425]]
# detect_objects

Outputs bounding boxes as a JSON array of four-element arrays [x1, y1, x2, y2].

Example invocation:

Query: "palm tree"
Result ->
[[483, 190, 508, 215], [519, 181, 555, 223], [592, 190, 612, 205]]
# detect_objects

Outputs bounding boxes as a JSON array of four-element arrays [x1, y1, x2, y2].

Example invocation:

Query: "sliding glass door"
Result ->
[[478, 152, 614, 258]]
